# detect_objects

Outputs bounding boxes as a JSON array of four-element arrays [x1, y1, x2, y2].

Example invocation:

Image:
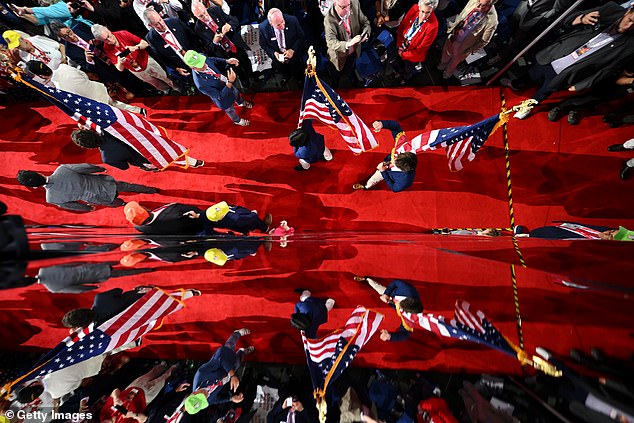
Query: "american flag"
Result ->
[[22, 78, 189, 170], [401, 300, 515, 357], [302, 307, 383, 393], [26, 289, 184, 381], [396, 114, 501, 171], [298, 74, 378, 154]]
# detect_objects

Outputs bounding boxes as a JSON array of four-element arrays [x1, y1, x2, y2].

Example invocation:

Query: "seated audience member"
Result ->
[[2, 30, 66, 70], [608, 138, 634, 180], [100, 364, 177, 423], [258, 8, 305, 82], [205, 200, 273, 234], [547, 61, 634, 126], [289, 119, 333, 171], [191, 0, 253, 86], [16, 165, 158, 212], [91, 23, 178, 94], [354, 276, 423, 341], [8, 1, 92, 27], [353, 120, 417, 192], [324, 0, 371, 77], [183, 49, 252, 126], [71, 130, 157, 171], [291, 290, 335, 339], [25, 60, 144, 114], [124, 200, 211, 235], [512, 3, 634, 119], [144, 9, 201, 84], [438, 0, 498, 79], [375, 0, 412, 29], [186, 329, 254, 411], [393, 0, 439, 81]]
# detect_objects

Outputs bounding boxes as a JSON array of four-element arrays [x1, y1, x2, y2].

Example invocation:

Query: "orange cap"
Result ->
[[120, 252, 148, 267], [124, 201, 150, 226], [120, 239, 149, 251]]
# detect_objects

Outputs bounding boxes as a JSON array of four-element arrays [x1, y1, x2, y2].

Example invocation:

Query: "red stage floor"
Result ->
[[1, 86, 633, 375]]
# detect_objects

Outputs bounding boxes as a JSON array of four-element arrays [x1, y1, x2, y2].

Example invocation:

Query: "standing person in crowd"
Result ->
[[511, 3, 634, 119], [353, 120, 417, 192], [184, 329, 255, 414], [205, 200, 272, 234], [91, 24, 178, 94], [258, 8, 306, 83], [144, 8, 201, 89], [437, 0, 498, 79], [393, 0, 439, 82], [191, 0, 253, 87], [289, 120, 333, 171], [100, 363, 177, 422], [354, 276, 423, 341], [2, 30, 66, 70], [16, 165, 158, 212], [25, 60, 144, 114], [324, 0, 371, 80], [133, 0, 184, 28], [183, 49, 252, 126]]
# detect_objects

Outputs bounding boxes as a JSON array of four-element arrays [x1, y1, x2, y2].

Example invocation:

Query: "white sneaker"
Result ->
[[300, 290, 311, 301], [235, 118, 250, 126], [323, 147, 333, 161], [299, 159, 311, 170], [325, 298, 335, 311]]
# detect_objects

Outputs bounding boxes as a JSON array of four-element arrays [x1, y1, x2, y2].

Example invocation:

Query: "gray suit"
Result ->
[[324, 0, 371, 71], [44, 164, 156, 211], [37, 263, 112, 293]]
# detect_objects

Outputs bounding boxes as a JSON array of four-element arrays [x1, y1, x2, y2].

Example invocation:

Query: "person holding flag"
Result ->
[[354, 276, 423, 341], [183, 49, 252, 126], [353, 120, 418, 192]]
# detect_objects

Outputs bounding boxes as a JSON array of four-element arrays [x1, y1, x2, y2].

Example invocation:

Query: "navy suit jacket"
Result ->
[[100, 132, 149, 170], [135, 203, 207, 235], [64, 22, 95, 72], [92, 288, 143, 326], [145, 18, 201, 70], [381, 153, 416, 193], [258, 14, 304, 61], [194, 5, 249, 56], [192, 57, 237, 110], [385, 279, 421, 342]]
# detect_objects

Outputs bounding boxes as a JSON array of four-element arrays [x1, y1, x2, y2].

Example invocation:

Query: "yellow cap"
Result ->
[[204, 248, 228, 266], [205, 201, 230, 222], [3, 30, 21, 49]]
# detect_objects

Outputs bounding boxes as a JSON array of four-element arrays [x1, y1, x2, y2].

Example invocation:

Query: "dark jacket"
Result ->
[[536, 2, 634, 91], [192, 57, 237, 110], [384, 279, 421, 342], [192, 346, 237, 404], [135, 203, 208, 235], [258, 13, 304, 61], [92, 287, 144, 326], [100, 132, 149, 170], [294, 119, 325, 163], [194, 5, 249, 56], [145, 18, 201, 70], [294, 297, 329, 339]]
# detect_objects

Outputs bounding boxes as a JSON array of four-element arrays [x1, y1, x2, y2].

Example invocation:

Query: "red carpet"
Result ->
[[1, 86, 633, 374]]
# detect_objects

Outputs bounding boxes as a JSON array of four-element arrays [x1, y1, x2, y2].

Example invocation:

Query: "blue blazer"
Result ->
[[294, 297, 329, 339], [145, 18, 200, 70], [385, 280, 421, 342], [381, 153, 416, 193], [258, 14, 304, 61], [294, 119, 325, 163], [100, 133, 149, 170], [192, 57, 237, 110], [192, 346, 236, 404], [194, 5, 249, 55]]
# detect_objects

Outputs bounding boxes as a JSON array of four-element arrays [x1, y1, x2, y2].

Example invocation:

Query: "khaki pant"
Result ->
[[132, 56, 176, 93]]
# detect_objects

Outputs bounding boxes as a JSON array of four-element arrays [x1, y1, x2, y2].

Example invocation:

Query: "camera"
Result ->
[[116, 48, 132, 58], [69, 0, 84, 10]]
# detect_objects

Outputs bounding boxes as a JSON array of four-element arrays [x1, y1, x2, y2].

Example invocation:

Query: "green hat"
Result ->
[[613, 226, 634, 241], [3, 30, 21, 49], [184, 393, 209, 414], [183, 50, 206, 69]]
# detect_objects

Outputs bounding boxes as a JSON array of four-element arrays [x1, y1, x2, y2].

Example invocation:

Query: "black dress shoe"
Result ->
[[548, 107, 562, 122], [567, 110, 580, 125], [621, 163, 633, 180], [294, 164, 307, 171], [608, 143, 628, 152]]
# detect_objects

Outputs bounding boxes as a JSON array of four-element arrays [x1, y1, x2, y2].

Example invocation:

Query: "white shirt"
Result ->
[[51, 64, 112, 105], [43, 355, 105, 400], [19, 35, 63, 71]]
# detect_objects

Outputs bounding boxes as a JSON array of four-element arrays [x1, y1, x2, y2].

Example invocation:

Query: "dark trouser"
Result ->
[[224, 330, 245, 368], [115, 181, 158, 194], [216, 206, 267, 234], [529, 63, 558, 102], [110, 267, 155, 278], [557, 84, 630, 113]]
